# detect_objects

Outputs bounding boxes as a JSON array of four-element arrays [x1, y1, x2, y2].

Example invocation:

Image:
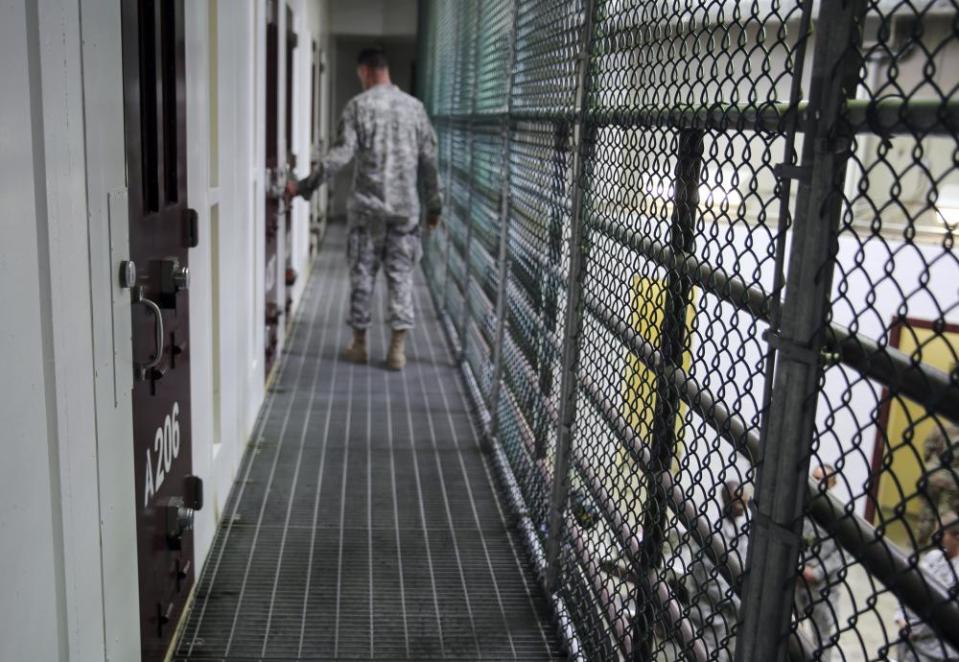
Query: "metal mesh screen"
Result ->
[[418, 1, 959, 660]]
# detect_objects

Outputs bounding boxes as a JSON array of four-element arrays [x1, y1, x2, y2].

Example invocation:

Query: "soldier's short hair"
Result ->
[[357, 47, 389, 69]]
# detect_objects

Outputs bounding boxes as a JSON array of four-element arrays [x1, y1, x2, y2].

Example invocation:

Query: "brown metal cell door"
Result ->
[[283, 5, 297, 319], [121, 2, 203, 660], [264, 0, 281, 375]]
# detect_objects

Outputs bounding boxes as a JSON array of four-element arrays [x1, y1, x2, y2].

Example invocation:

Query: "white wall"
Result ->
[[0, 1, 333, 659], [78, 0, 141, 657], [329, 0, 417, 36], [289, 0, 332, 304], [1, 0, 143, 660], [0, 3, 68, 659], [184, 0, 265, 571], [187, 0, 331, 584]]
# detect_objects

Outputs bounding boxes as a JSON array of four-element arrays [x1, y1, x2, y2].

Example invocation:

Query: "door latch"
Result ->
[[131, 286, 165, 381], [119, 263, 165, 381], [156, 601, 173, 638], [152, 257, 190, 309], [162, 497, 193, 551], [162, 475, 203, 551]]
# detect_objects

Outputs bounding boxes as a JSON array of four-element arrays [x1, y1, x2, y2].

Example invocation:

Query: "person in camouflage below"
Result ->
[[288, 47, 442, 370], [795, 464, 843, 660], [917, 420, 959, 548], [685, 480, 750, 662], [895, 511, 959, 661]]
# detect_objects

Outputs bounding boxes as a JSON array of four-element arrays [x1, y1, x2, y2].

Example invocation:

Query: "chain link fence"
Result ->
[[417, 1, 959, 660]]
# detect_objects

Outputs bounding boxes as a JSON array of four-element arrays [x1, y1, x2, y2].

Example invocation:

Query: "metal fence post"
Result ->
[[631, 128, 705, 660], [544, 0, 597, 592], [735, 1, 868, 660], [455, 2, 484, 359], [534, 122, 573, 460], [440, 9, 460, 314], [487, 0, 519, 442]]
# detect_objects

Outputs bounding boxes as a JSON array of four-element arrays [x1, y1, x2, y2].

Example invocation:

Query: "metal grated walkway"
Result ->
[[174, 223, 564, 661]]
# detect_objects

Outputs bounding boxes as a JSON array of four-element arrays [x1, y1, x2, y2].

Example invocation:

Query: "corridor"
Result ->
[[173, 225, 564, 661]]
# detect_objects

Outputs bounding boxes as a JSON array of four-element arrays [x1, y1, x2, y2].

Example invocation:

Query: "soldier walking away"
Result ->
[[895, 511, 959, 661], [796, 464, 844, 661], [288, 47, 443, 370]]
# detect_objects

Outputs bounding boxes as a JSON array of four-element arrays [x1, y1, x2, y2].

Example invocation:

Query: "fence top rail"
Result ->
[[432, 98, 959, 135], [588, 210, 959, 426]]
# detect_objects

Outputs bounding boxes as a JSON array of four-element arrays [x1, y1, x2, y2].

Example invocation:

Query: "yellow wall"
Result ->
[[877, 323, 959, 521]]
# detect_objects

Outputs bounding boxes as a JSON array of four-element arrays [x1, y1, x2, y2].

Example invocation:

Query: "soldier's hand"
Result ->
[[427, 213, 442, 231], [285, 180, 298, 199]]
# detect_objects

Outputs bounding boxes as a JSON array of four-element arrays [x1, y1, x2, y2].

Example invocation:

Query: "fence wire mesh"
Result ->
[[417, 1, 959, 660]]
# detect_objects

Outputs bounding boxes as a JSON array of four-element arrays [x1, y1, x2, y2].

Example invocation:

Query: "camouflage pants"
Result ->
[[347, 222, 422, 330], [796, 586, 837, 661], [688, 605, 734, 662], [896, 640, 957, 661]]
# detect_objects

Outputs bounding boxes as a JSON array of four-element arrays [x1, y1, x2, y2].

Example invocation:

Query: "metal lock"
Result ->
[[161, 476, 203, 551], [162, 497, 193, 551], [153, 257, 190, 309]]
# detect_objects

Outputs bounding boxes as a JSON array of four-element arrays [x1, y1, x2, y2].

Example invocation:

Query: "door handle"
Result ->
[[133, 286, 165, 380]]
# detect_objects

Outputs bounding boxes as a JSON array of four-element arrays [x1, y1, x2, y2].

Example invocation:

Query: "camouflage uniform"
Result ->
[[895, 549, 959, 661], [296, 83, 442, 330], [686, 514, 748, 662], [918, 424, 959, 547], [346, 222, 421, 330], [795, 518, 843, 660]]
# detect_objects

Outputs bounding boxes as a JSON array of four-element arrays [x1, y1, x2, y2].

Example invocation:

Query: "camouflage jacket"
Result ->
[[297, 84, 442, 224], [800, 518, 842, 585], [923, 424, 959, 465], [896, 549, 959, 658], [922, 424, 959, 513]]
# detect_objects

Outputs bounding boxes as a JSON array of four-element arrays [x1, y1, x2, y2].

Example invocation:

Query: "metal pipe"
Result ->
[[735, 1, 870, 659], [591, 216, 959, 426], [823, 325, 959, 426], [487, 0, 520, 443], [455, 1, 485, 360], [489, 414, 587, 662], [631, 127, 705, 661], [590, 214, 771, 320], [432, 97, 959, 136], [544, 0, 598, 591]]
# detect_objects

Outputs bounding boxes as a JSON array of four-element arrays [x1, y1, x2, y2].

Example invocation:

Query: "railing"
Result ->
[[418, 1, 959, 660]]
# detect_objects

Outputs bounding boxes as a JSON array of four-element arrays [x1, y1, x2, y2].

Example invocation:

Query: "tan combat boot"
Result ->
[[342, 329, 368, 364], [386, 329, 408, 371]]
